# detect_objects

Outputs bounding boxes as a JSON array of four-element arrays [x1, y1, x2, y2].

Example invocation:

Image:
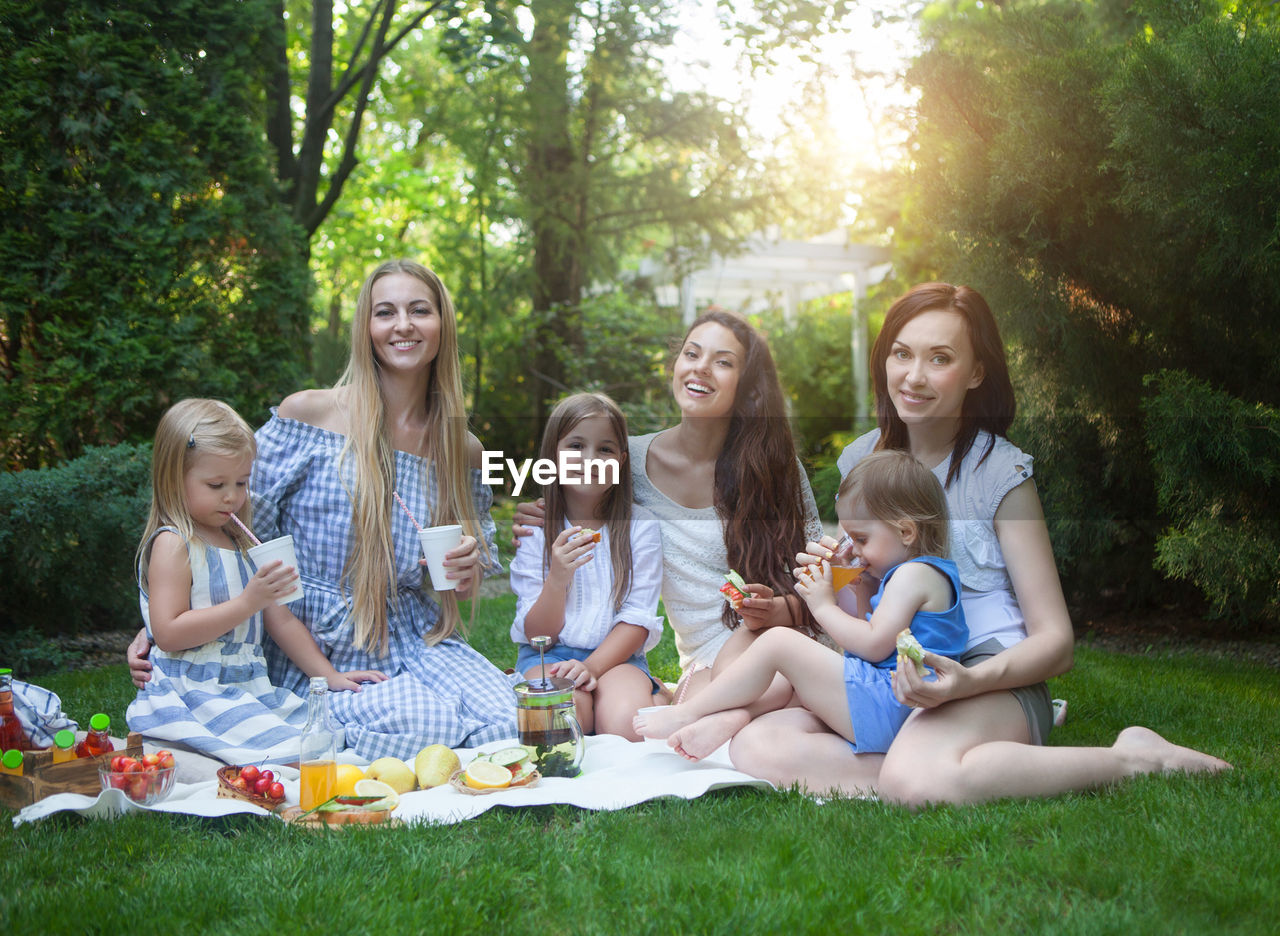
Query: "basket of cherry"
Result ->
[[216, 764, 286, 810], [99, 751, 177, 806]]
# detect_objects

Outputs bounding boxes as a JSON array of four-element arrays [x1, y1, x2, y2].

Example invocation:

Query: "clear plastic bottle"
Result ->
[[0, 668, 30, 751], [298, 677, 336, 810], [52, 728, 77, 764], [74, 713, 115, 758]]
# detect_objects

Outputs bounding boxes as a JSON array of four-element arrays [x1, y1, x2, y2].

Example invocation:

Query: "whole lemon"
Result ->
[[333, 763, 366, 797], [415, 744, 461, 789]]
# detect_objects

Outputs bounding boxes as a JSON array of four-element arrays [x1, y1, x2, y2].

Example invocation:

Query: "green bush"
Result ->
[[0, 443, 151, 637], [0, 0, 311, 468], [1143, 370, 1280, 627]]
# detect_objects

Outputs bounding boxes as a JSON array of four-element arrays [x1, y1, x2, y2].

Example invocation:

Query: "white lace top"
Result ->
[[630, 431, 824, 671]]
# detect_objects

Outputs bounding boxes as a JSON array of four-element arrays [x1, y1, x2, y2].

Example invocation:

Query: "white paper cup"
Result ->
[[247, 534, 305, 604], [418, 524, 462, 591]]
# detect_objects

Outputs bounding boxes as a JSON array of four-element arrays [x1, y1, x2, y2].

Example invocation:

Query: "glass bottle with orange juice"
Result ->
[[298, 677, 336, 810], [52, 728, 77, 764], [0, 749, 23, 776]]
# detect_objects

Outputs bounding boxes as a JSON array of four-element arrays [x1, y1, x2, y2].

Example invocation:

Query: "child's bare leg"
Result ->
[[635, 628, 851, 742], [592, 664, 658, 741], [666, 627, 800, 759]]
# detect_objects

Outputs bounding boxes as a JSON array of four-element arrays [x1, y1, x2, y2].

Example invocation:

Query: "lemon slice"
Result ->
[[353, 778, 400, 810], [464, 759, 512, 790], [333, 763, 366, 797]]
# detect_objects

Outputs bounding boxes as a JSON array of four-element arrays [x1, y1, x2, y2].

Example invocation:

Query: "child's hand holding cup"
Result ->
[[418, 524, 463, 591], [247, 535, 305, 604]]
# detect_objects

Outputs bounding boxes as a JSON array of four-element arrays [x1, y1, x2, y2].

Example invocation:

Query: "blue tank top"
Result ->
[[866, 556, 968, 669]]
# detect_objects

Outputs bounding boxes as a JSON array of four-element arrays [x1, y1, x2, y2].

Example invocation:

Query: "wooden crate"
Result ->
[[0, 732, 144, 810]]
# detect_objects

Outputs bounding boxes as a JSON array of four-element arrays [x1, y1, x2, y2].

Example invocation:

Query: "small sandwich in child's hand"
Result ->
[[577, 528, 602, 544], [896, 628, 926, 665], [719, 569, 748, 609]]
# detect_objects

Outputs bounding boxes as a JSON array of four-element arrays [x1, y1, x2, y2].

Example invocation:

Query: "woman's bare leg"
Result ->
[[878, 693, 1232, 807], [729, 708, 883, 797]]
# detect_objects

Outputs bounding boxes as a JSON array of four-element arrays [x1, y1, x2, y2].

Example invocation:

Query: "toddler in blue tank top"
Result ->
[[634, 450, 966, 757]]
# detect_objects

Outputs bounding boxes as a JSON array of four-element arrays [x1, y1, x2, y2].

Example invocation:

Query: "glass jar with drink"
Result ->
[[298, 676, 337, 809]]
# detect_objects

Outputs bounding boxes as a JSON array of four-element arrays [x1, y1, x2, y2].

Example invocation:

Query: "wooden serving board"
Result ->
[[0, 732, 145, 810], [277, 804, 402, 829]]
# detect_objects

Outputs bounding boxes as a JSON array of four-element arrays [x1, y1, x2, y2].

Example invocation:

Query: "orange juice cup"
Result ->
[[830, 566, 865, 591]]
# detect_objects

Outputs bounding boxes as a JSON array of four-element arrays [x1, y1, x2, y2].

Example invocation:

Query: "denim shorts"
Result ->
[[515, 641, 661, 693]]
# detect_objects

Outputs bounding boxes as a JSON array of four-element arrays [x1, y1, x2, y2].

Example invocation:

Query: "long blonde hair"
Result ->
[[539, 392, 634, 612], [137, 398, 257, 590], [335, 259, 489, 654]]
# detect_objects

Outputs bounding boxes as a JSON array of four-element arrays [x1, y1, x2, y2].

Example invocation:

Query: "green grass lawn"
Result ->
[[2, 595, 1276, 934]]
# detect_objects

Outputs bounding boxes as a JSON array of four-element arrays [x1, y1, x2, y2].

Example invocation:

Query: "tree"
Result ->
[[305, 0, 855, 453], [885, 0, 1280, 622], [513, 0, 859, 430], [265, 0, 475, 245], [0, 0, 310, 467]]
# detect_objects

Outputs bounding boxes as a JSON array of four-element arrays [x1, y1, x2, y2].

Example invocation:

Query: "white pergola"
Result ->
[[645, 230, 892, 421]]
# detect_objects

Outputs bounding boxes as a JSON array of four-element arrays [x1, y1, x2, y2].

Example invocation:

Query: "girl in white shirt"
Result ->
[[509, 393, 664, 740]]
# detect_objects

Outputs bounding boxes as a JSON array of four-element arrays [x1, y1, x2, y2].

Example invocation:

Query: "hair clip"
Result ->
[[187, 433, 196, 448]]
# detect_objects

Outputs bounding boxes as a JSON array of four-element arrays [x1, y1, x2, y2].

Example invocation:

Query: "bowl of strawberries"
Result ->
[[99, 750, 177, 806]]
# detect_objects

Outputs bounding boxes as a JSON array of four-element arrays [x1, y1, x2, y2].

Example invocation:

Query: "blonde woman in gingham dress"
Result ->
[[131, 261, 518, 762]]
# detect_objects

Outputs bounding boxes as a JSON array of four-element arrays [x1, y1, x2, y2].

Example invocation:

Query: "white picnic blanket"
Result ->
[[12, 735, 772, 826]]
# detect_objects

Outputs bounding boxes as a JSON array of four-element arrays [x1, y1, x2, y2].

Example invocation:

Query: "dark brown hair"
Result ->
[[870, 283, 1015, 486], [679, 310, 815, 634]]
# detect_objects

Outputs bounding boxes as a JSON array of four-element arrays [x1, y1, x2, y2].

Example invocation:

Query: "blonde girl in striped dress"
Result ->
[[126, 399, 385, 764]]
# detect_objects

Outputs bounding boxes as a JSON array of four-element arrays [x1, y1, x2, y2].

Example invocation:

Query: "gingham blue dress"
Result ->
[[251, 411, 518, 761], [126, 529, 309, 763]]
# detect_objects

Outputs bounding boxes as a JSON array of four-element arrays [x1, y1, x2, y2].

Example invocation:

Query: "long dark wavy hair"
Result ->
[[678, 310, 816, 635], [870, 283, 1015, 487]]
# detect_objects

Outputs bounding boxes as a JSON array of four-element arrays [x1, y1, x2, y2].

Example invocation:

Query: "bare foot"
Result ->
[[633, 705, 699, 740], [669, 710, 752, 761], [1114, 726, 1232, 776]]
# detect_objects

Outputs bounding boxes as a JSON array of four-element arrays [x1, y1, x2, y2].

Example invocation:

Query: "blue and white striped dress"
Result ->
[[250, 411, 518, 762], [126, 529, 309, 763]]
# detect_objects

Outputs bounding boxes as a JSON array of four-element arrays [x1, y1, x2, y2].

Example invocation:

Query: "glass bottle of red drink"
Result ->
[[74, 713, 115, 758], [0, 668, 29, 752]]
